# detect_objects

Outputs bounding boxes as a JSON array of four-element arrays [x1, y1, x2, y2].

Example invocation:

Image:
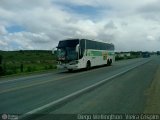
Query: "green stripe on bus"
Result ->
[[87, 50, 114, 56], [87, 51, 102, 56]]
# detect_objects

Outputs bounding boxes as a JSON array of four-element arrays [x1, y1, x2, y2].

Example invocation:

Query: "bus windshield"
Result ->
[[57, 47, 78, 61], [57, 39, 79, 61]]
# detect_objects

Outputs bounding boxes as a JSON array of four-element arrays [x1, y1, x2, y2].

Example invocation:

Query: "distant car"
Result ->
[[157, 51, 160, 55], [142, 52, 150, 58]]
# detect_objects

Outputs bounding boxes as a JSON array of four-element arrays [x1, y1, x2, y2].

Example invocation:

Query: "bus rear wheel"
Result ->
[[86, 61, 91, 70], [107, 59, 112, 66], [110, 59, 112, 65]]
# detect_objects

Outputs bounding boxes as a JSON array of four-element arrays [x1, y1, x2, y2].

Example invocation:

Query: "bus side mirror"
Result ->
[[76, 44, 79, 53], [52, 48, 57, 54]]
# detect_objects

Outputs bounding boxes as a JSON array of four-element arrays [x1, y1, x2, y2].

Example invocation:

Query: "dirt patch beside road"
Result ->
[[145, 65, 160, 113]]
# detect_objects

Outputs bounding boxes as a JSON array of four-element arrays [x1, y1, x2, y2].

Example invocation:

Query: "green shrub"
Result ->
[[115, 56, 124, 61]]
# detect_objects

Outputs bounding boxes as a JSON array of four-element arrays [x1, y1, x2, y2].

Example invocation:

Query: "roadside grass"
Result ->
[[0, 50, 57, 77], [115, 55, 141, 61], [0, 68, 56, 80], [144, 65, 160, 113], [2, 63, 56, 74]]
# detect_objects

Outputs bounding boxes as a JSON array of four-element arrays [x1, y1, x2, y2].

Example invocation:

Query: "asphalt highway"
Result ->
[[0, 56, 159, 120]]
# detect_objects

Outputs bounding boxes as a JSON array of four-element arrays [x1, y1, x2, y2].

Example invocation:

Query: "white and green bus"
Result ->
[[53, 38, 115, 71]]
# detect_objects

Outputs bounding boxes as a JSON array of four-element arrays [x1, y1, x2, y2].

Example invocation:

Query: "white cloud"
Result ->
[[147, 35, 155, 41], [0, 32, 54, 50], [0, 25, 7, 35], [0, 0, 160, 51], [0, 40, 8, 46]]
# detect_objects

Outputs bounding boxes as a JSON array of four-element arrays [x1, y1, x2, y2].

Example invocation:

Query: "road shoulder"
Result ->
[[144, 65, 160, 113]]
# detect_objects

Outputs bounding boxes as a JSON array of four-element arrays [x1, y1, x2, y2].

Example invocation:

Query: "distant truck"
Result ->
[[142, 52, 150, 58]]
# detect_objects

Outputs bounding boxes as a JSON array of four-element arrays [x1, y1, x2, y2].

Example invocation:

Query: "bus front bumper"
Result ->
[[57, 64, 78, 70]]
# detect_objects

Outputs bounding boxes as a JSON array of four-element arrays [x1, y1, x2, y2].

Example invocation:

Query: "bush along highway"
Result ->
[[0, 50, 57, 76], [115, 51, 144, 61]]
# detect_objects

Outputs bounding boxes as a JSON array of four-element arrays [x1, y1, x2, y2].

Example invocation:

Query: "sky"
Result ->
[[0, 0, 160, 51]]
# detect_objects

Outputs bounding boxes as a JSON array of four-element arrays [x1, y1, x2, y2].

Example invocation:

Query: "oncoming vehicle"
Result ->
[[142, 52, 150, 58], [52, 39, 115, 71]]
